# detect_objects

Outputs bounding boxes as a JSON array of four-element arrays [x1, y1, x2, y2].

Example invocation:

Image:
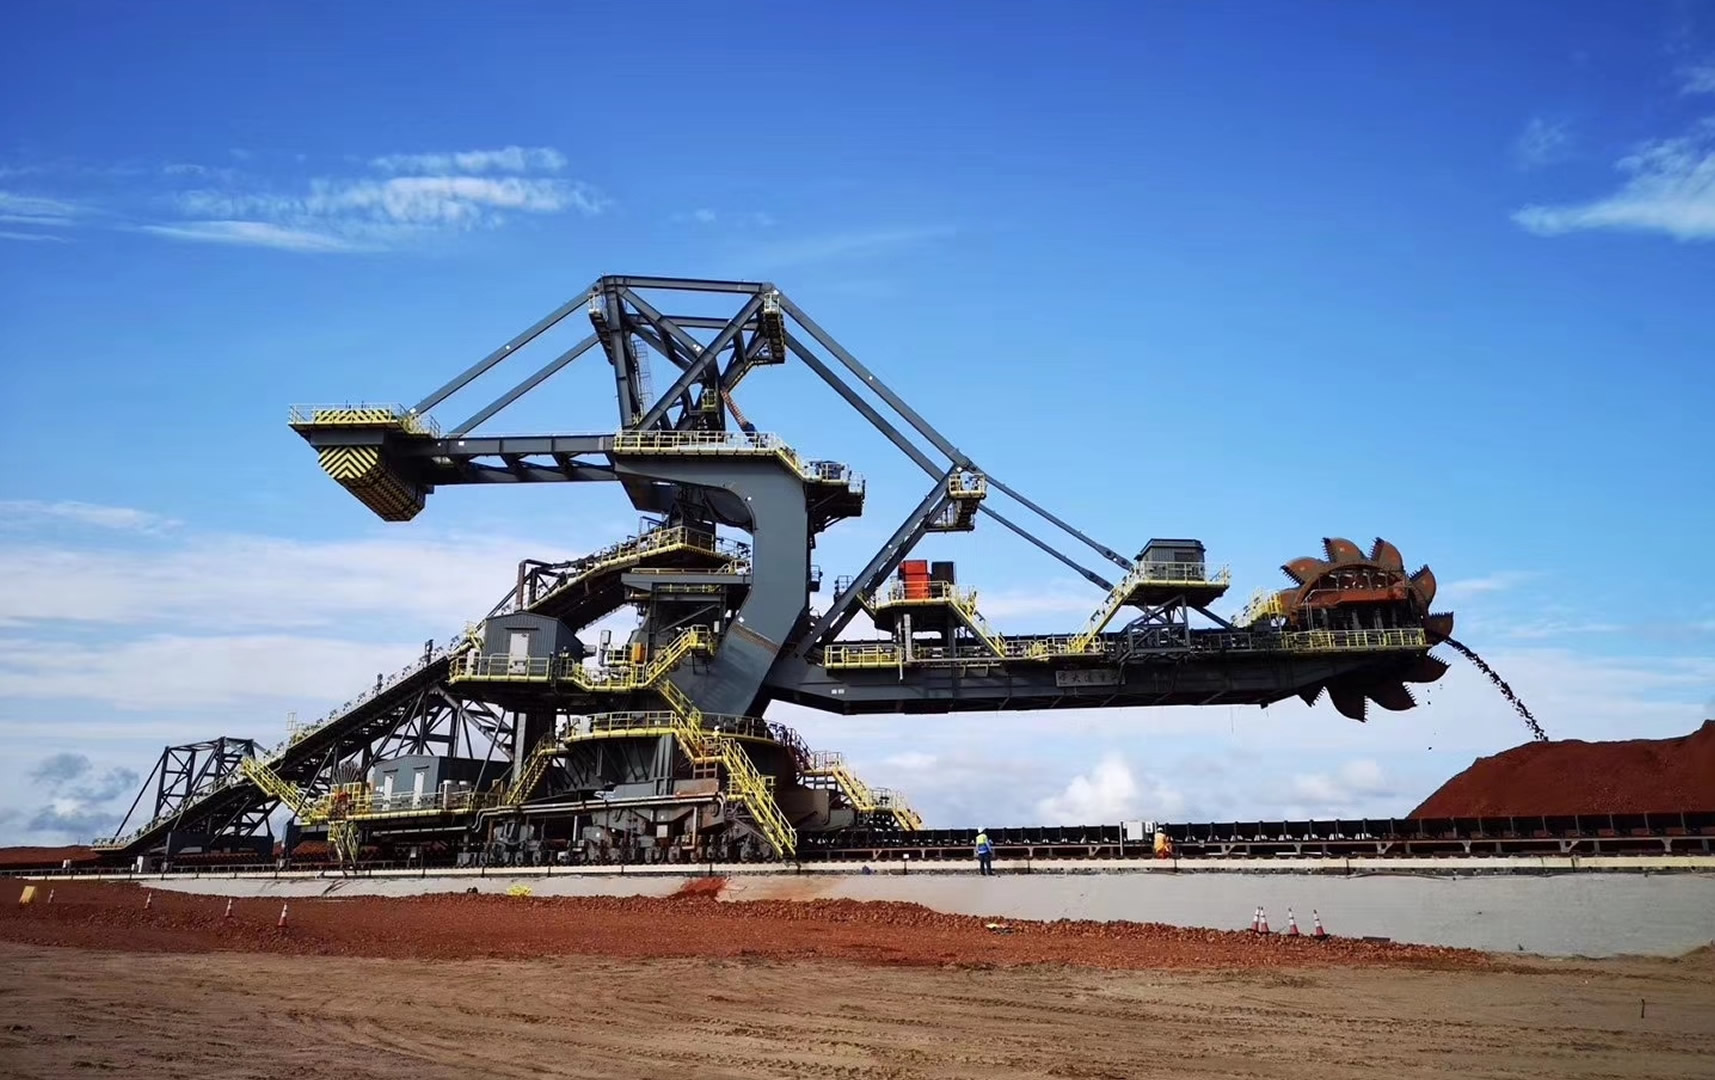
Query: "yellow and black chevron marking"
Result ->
[[311, 407, 403, 426], [316, 446, 424, 521]]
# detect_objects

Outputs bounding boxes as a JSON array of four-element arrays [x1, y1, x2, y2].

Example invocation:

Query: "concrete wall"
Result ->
[[721, 871, 1715, 959], [116, 863, 1715, 959]]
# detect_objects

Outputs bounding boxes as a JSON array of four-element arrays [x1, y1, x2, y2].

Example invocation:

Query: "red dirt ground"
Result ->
[[1412, 719, 1715, 817], [2, 879, 1497, 972]]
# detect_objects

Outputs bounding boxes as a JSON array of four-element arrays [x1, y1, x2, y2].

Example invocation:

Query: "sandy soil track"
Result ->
[[3, 881, 1712, 1078], [5, 944, 1713, 1079]]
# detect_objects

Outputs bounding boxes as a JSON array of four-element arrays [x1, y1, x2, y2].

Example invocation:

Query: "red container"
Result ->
[[901, 559, 929, 575]]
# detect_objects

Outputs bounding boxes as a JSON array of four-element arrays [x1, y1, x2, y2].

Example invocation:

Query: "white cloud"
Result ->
[[0, 521, 579, 631], [0, 499, 178, 533], [308, 175, 602, 222], [1498, 617, 1622, 639], [0, 632, 424, 711], [0, 190, 86, 227], [0, 230, 71, 243], [1514, 117, 1572, 169], [740, 225, 957, 269], [1680, 63, 1715, 95], [370, 146, 567, 174], [1443, 570, 1538, 599], [1035, 754, 1185, 823], [0, 149, 603, 254], [1288, 758, 1394, 810], [153, 171, 608, 252], [673, 208, 774, 227], [970, 580, 1100, 624], [1513, 119, 1715, 240], [135, 220, 361, 253]]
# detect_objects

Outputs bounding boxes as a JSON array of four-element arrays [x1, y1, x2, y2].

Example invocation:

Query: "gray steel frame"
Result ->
[[108, 737, 270, 847], [105, 275, 1445, 861]]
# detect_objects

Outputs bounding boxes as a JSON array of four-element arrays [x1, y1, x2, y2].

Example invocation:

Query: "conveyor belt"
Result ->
[[796, 812, 1715, 861]]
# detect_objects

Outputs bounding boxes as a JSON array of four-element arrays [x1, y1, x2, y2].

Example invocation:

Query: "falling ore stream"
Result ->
[[1443, 637, 1549, 742]]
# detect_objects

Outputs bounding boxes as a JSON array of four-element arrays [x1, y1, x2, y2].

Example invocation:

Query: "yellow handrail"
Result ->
[[1069, 560, 1234, 651], [656, 680, 797, 858], [821, 626, 1428, 669], [1237, 587, 1286, 627], [288, 403, 441, 437], [240, 757, 313, 817], [873, 580, 1008, 657], [503, 742, 560, 807], [874, 788, 925, 831], [512, 525, 747, 615], [450, 626, 714, 688], [239, 758, 360, 864], [610, 430, 860, 491], [806, 755, 878, 813]]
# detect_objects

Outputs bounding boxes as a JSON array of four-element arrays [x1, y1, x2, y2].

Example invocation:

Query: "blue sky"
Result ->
[[1, 1, 1712, 843]]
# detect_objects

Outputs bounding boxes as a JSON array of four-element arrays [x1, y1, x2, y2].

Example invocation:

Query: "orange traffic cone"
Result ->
[[277, 902, 288, 929], [1287, 908, 1300, 936], [1312, 909, 1327, 939], [224, 898, 234, 919], [1250, 906, 1262, 933], [1257, 906, 1271, 934]]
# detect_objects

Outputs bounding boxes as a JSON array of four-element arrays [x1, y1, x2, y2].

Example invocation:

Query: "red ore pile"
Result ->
[[1412, 719, 1715, 817]]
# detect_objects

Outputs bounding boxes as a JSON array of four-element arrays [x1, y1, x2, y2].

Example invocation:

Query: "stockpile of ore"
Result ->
[[1412, 719, 1715, 817]]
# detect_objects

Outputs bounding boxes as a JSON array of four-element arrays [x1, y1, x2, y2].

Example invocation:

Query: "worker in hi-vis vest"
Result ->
[[975, 829, 994, 875]]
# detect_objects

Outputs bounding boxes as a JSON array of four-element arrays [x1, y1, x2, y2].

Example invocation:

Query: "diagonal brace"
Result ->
[[797, 469, 956, 655], [414, 282, 596, 414], [450, 332, 600, 436], [778, 291, 1130, 571], [635, 293, 763, 430]]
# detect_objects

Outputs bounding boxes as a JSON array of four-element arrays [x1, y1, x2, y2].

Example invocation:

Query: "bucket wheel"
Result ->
[[1273, 536, 1455, 722]]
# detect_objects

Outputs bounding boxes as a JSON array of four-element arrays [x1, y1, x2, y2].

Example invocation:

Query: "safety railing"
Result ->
[[609, 430, 861, 491], [768, 721, 816, 771], [711, 735, 797, 856], [100, 757, 359, 862], [944, 588, 1011, 658], [93, 767, 254, 849], [450, 626, 713, 688], [1237, 587, 1287, 627], [803, 752, 879, 813], [820, 642, 905, 669], [288, 403, 441, 437], [559, 711, 774, 742], [502, 526, 748, 616], [873, 788, 925, 831], [1209, 627, 1428, 653], [874, 575, 1037, 656], [1069, 559, 1234, 651], [273, 630, 479, 754], [1131, 561, 1232, 587], [948, 471, 987, 498], [503, 742, 560, 807], [337, 787, 497, 818], [822, 626, 1428, 669], [656, 680, 797, 858], [879, 579, 971, 606]]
